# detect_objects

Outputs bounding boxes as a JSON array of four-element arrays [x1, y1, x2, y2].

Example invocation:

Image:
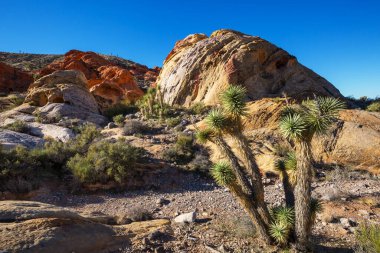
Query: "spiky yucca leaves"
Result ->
[[279, 114, 308, 141], [302, 97, 345, 135], [284, 152, 297, 185], [310, 198, 323, 225], [205, 109, 229, 132], [271, 206, 295, 226], [195, 128, 214, 144], [211, 161, 236, 186], [269, 207, 295, 245], [280, 97, 345, 142], [220, 85, 248, 120], [270, 222, 290, 245], [274, 151, 297, 185]]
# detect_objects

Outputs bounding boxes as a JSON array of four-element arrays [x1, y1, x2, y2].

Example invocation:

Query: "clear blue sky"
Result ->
[[1, 0, 379, 98]]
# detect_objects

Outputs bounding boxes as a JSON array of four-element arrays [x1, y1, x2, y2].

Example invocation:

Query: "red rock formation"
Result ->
[[0, 62, 33, 93], [38, 50, 145, 108]]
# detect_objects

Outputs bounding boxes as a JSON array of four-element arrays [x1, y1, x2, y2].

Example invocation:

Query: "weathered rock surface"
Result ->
[[38, 50, 145, 107], [0, 62, 33, 93], [25, 70, 100, 112], [157, 29, 342, 106], [0, 201, 170, 253], [0, 129, 44, 149]]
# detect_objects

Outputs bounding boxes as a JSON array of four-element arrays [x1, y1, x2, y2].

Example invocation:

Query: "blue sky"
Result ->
[[1, 0, 379, 98]]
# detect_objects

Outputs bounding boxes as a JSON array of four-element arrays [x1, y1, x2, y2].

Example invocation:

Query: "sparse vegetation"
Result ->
[[67, 140, 145, 184], [103, 100, 138, 119], [367, 101, 380, 112], [188, 102, 209, 115], [355, 223, 380, 253], [112, 114, 125, 126], [163, 134, 196, 164], [166, 117, 181, 127], [123, 120, 150, 135], [2, 120, 30, 134]]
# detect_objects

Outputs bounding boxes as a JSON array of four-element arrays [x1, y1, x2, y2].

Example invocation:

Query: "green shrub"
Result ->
[[3, 120, 30, 134], [166, 117, 181, 127], [0, 124, 101, 193], [188, 102, 209, 115], [367, 101, 380, 112], [103, 101, 138, 119], [123, 120, 150, 135], [113, 114, 125, 126], [163, 134, 196, 164], [355, 223, 380, 253], [67, 140, 145, 184]]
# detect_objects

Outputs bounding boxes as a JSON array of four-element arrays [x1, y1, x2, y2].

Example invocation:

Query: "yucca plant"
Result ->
[[269, 206, 295, 245], [279, 96, 345, 250], [269, 221, 291, 245], [220, 85, 271, 225]]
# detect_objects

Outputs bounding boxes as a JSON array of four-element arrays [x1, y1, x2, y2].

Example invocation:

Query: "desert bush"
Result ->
[[3, 120, 30, 134], [188, 153, 211, 173], [67, 139, 145, 184], [103, 100, 138, 119], [355, 223, 380, 253], [163, 134, 196, 164], [367, 101, 380, 112], [0, 124, 101, 193], [166, 117, 181, 127], [188, 102, 209, 115], [213, 214, 257, 239], [125, 207, 153, 222], [113, 114, 125, 126], [123, 120, 150, 135]]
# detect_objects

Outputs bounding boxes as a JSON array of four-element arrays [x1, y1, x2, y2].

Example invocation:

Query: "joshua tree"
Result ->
[[220, 86, 271, 224], [279, 97, 345, 250], [196, 86, 272, 244]]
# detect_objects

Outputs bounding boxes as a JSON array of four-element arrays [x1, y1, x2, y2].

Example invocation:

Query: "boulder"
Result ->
[[37, 103, 107, 126], [0, 62, 33, 93], [38, 50, 145, 107], [0, 129, 44, 149], [25, 70, 100, 113], [174, 211, 196, 223], [0, 200, 170, 253], [157, 29, 342, 106], [28, 122, 75, 142]]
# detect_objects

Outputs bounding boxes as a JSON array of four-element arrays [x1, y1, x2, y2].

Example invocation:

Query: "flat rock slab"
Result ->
[[0, 129, 44, 149]]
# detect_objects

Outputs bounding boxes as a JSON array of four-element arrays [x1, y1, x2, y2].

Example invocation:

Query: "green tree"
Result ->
[[279, 97, 345, 250]]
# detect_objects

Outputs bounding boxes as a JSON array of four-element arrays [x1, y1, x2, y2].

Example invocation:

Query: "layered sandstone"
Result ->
[[38, 50, 144, 107], [157, 29, 342, 106]]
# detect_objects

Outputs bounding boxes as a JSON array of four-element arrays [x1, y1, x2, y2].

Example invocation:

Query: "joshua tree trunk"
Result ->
[[212, 136, 272, 243], [281, 171, 295, 208], [232, 131, 272, 225], [294, 141, 313, 251], [228, 181, 272, 244], [214, 136, 254, 196]]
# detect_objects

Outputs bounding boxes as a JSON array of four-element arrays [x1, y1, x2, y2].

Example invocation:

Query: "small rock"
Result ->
[[142, 237, 150, 245], [358, 209, 369, 216], [107, 122, 116, 129], [340, 218, 351, 228], [174, 212, 196, 223]]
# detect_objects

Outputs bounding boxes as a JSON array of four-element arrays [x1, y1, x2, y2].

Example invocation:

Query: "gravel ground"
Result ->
[[30, 171, 380, 253]]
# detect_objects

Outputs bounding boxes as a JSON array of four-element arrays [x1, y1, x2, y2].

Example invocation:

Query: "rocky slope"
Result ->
[[157, 29, 342, 106], [0, 62, 33, 93], [0, 51, 160, 102]]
